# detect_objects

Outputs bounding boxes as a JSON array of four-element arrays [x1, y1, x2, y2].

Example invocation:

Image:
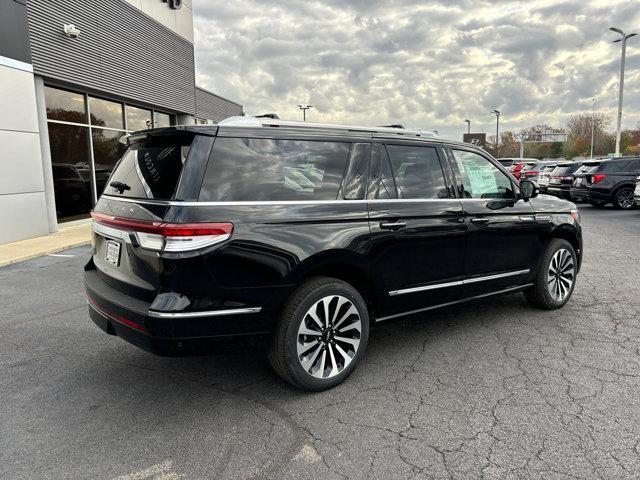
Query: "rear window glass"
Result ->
[[576, 163, 601, 174], [199, 138, 350, 201], [552, 164, 580, 175], [600, 160, 639, 172], [104, 135, 194, 200]]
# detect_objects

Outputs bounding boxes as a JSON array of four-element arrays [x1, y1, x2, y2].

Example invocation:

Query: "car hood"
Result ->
[[529, 194, 575, 213]]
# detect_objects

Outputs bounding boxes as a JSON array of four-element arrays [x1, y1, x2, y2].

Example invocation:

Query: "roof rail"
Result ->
[[217, 116, 440, 139]]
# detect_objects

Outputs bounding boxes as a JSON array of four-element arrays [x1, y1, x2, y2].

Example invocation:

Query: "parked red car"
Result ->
[[509, 159, 539, 180]]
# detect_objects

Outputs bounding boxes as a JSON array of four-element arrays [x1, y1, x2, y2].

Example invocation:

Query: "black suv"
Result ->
[[571, 157, 640, 209], [547, 162, 584, 199], [84, 118, 583, 391]]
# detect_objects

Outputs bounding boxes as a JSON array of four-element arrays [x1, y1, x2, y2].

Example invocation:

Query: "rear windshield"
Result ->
[[521, 163, 539, 171], [575, 162, 601, 174], [199, 137, 350, 201], [552, 163, 580, 175], [104, 135, 194, 200]]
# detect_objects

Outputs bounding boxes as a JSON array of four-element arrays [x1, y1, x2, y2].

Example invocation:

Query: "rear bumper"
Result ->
[[569, 187, 590, 202], [84, 266, 270, 356]]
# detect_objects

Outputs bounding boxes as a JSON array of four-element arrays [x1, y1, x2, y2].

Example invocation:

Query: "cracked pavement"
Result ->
[[1, 205, 639, 479]]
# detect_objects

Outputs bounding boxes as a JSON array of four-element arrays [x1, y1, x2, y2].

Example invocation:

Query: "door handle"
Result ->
[[470, 217, 490, 226], [379, 221, 407, 231]]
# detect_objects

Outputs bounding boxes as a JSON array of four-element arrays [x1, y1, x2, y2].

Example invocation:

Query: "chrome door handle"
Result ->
[[470, 217, 490, 226], [379, 221, 406, 231]]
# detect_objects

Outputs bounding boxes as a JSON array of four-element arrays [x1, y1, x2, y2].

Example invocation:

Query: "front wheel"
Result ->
[[614, 188, 635, 210], [268, 277, 369, 391], [524, 239, 577, 309]]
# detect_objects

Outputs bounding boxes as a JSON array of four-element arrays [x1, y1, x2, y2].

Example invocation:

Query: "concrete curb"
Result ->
[[0, 221, 91, 268]]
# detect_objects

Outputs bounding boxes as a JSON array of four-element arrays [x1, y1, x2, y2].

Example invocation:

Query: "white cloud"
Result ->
[[193, 0, 640, 139]]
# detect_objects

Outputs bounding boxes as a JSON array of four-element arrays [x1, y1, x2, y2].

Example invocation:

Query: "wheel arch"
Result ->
[[550, 224, 582, 271]]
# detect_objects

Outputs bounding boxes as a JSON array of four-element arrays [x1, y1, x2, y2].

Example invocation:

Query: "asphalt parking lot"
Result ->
[[1, 205, 640, 480]]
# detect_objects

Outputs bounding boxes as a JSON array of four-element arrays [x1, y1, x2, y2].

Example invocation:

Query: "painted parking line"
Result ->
[[112, 460, 183, 480]]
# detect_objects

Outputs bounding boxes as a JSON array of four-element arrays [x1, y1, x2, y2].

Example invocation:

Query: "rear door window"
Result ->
[[385, 144, 449, 199], [104, 134, 195, 200], [199, 138, 350, 201], [367, 143, 397, 199]]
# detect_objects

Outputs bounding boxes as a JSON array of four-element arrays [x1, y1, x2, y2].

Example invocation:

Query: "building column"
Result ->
[[34, 75, 58, 233]]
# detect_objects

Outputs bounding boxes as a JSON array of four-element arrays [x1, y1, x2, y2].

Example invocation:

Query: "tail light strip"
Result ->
[[91, 211, 233, 252]]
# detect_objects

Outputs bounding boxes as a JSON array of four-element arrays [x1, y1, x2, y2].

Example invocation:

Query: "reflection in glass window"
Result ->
[[200, 138, 350, 201], [452, 150, 514, 199], [105, 136, 194, 200], [386, 145, 448, 199], [47, 123, 92, 219], [368, 144, 397, 199], [89, 96, 124, 129], [44, 86, 86, 123], [154, 112, 172, 128], [126, 105, 152, 131], [92, 128, 127, 196]]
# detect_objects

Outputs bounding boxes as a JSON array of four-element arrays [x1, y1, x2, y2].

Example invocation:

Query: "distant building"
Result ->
[[0, 0, 243, 244]]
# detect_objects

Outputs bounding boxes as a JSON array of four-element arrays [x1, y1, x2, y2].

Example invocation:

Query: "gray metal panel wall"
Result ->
[[195, 87, 243, 122], [26, 0, 196, 114]]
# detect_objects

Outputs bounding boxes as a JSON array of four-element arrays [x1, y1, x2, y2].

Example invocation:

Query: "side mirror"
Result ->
[[519, 180, 539, 201]]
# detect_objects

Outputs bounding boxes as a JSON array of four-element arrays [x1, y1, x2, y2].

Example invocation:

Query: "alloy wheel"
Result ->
[[296, 295, 362, 379], [547, 248, 575, 302], [617, 190, 635, 209]]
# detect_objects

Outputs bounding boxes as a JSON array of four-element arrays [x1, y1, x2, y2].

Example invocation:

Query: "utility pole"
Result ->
[[590, 98, 596, 159], [464, 119, 471, 134], [297, 104, 314, 122], [491, 110, 500, 157], [610, 27, 637, 156]]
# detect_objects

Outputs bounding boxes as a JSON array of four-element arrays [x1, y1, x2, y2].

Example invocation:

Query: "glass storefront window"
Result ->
[[45, 86, 87, 123], [154, 112, 172, 128], [89, 96, 124, 129], [47, 123, 92, 220], [92, 128, 127, 196], [126, 105, 152, 131]]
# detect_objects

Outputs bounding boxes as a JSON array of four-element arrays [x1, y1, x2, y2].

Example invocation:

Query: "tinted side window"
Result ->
[[386, 145, 448, 199], [451, 150, 515, 199], [367, 143, 397, 199], [601, 160, 633, 172], [199, 138, 350, 201]]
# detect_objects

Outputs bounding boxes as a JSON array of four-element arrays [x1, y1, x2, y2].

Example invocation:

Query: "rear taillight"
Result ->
[[592, 173, 606, 184], [91, 211, 233, 252]]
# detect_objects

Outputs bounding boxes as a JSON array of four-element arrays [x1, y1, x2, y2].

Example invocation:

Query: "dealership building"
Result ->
[[0, 0, 243, 244]]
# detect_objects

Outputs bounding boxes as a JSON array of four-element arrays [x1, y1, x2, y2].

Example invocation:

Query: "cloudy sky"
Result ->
[[192, 0, 640, 139]]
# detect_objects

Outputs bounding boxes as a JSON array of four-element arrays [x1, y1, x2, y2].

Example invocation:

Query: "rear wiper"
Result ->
[[110, 181, 131, 194]]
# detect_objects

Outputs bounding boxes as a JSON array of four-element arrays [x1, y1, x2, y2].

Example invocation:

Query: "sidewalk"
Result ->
[[0, 220, 92, 267]]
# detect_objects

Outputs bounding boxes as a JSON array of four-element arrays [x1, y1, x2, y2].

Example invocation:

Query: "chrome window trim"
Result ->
[[148, 307, 262, 318], [389, 269, 530, 296], [378, 284, 534, 322], [92, 221, 133, 243]]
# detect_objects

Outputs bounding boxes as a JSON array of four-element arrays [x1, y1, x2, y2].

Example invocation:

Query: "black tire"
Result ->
[[589, 201, 606, 208], [613, 188, 635, 210], [524, 239, 577, 310], [268, 277, 370, 391]]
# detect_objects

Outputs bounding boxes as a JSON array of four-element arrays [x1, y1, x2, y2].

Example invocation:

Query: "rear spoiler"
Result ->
[[119, 125, 219, 146]]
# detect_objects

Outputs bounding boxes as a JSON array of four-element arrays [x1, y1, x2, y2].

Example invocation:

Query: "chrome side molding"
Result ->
[[148, 307, 262, 318], [389, 269, 530, 296]]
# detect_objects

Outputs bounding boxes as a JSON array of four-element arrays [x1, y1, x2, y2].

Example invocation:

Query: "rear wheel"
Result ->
[[268, 277, 369, 391], [524, 239, 577, 309], [614, 188, 635, 210]]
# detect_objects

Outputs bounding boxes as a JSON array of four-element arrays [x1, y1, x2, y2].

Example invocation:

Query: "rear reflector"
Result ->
[[87, 295, 149, 334], [91, 211, 233, 252], [592, 173, 606, 184]]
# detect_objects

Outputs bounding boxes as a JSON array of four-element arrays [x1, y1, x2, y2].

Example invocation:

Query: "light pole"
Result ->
[[297, 104, 314, 122], [491, 110, 500, 157], [464, 119, 471, 134], [590, 98, 596, 159], [610, 27, 637, 156]]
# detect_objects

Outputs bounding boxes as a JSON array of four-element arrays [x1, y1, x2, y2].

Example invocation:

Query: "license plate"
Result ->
[[105, 240, 121, 266], [635, 184, 640, 195], [574, 178, 583, 186], [550, 178, 560, 184]]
